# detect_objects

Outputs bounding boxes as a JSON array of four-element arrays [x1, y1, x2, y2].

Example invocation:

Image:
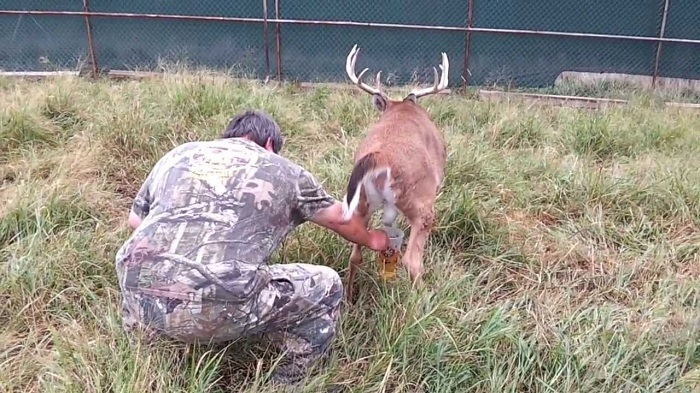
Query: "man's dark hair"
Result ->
[[222, 110, 284, 153]]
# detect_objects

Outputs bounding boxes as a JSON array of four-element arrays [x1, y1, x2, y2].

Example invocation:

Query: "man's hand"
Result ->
[[309, 201, 390, 251], [367, 229, 390, 251]]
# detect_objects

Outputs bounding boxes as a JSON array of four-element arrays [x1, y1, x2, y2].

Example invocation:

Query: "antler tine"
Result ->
[[408, 52, 450, 99], [438, 52, 450, 89], [357, 67, 370, 84], [431, 66, 439, 90], [345, 44, 384, 96], [345, 44, 360, 82]]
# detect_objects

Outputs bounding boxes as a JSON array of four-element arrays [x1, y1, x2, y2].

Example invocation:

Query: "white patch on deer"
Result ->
[[341, 183, 361, 222], [378, 169, 398, 227], [341, 167, 396, 223]]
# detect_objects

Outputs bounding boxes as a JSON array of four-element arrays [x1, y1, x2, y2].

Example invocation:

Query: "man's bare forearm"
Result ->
[[311, 201, 374, 248]]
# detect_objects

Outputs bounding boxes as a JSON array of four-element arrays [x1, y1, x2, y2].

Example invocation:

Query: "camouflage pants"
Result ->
[[119, 263, 344, 383]]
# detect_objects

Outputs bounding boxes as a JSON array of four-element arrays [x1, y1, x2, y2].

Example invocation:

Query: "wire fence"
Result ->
[[0, 0, 698, 90]]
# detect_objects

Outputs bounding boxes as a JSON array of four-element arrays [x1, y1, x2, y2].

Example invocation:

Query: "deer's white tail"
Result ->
[[341, 153, 394, 222]]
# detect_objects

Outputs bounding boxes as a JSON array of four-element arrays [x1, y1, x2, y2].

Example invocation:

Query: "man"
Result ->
[[115, 110, 389, 385]]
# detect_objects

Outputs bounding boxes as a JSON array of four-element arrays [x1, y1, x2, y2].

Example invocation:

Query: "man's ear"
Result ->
[[265, 137, 275, 153], [128, 210, 143, 230]]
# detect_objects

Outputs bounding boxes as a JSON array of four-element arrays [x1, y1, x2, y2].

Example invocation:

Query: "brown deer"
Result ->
[[340, 44, 449, 302]]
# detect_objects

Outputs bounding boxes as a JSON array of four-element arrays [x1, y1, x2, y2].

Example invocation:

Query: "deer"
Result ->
[[340, 44, 449, 302]]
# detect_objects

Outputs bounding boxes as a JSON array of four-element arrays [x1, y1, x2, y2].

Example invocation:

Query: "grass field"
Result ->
[[2, 71, 700, 393]]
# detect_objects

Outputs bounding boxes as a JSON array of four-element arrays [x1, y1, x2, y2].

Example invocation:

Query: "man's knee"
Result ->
[[276, 263, 341, 292], [267, 263, 344, 316], [313, 265, 342, 289], [321, 267, 343, 308], [300, 264, 343, 309]]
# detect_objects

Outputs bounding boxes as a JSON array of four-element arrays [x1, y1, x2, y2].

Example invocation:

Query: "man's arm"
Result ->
[[308, 201, 389, 251], [295, 168, 388, 251]]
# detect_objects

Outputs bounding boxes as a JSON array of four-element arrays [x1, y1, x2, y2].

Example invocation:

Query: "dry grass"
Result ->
[[2, 71, 700, 393]]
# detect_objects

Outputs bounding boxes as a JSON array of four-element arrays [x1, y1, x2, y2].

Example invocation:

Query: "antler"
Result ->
[[346, 44, 385, 96], [407, 52, 450, 99]]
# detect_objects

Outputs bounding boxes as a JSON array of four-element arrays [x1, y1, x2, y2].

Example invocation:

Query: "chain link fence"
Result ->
[[0, 0, 698, 91], [657, 0, 700, 82], [87, 2, 265, 76], [276, 0, 466, 88], [0, 1, 88, 72], [468, 0, 662, 87]]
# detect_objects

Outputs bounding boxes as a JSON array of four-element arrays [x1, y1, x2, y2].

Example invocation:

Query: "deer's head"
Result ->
[[345, 44, 450, 114]]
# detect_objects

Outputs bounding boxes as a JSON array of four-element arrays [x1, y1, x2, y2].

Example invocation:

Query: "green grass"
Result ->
[[1, 71, 700, 393]]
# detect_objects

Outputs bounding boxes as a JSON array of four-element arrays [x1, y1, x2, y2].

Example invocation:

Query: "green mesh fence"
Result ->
[[276, 0, 466, 88], [657, 1, 700, 81], [468, 0, 662, 87], [0, 0, 698, 89], [0, 1, 87, 72]]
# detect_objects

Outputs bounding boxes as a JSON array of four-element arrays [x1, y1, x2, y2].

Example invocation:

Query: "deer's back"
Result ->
[[355, 109, 446, 193]]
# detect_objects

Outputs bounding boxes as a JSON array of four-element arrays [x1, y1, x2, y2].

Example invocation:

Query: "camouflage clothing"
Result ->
[[114, 137, 339, 384]]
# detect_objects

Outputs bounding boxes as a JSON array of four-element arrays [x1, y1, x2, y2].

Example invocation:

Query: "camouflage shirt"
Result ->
[[114, 138, 336, 304]]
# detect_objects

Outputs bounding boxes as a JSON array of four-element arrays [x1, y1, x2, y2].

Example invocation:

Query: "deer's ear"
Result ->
[[403, 93, 417, 103], [372, 93, 387, 112]]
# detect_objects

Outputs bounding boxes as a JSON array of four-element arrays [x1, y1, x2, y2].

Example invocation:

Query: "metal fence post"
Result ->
[[652, 0, 671, 89], [262, 0, 271, 79], [461, 0, 474, 89], [274, 0, 283, 81], [82, 0, 99, 78]]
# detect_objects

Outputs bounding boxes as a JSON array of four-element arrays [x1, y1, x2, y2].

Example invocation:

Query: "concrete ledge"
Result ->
[[0, 71, 80, 80], [106, 70, 161, 80], [556, 71, 700, 94], [478, 89, 628, 109], [478, 89, 700, 110]]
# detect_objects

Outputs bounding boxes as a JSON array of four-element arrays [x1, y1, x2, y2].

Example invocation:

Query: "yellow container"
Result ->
[[378, 247, 401, 280], [377, 226, 404, 281]]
